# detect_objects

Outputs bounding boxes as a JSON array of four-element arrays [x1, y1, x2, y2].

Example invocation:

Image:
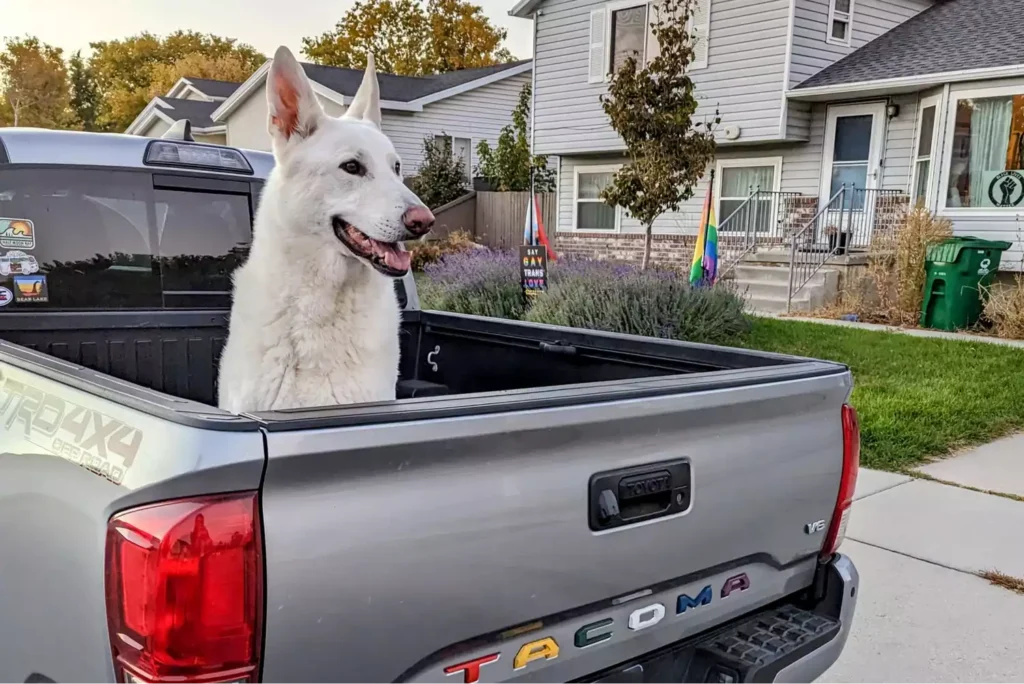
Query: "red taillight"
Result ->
[[822, 404, 860, 560], [105, 492, 264, 683]]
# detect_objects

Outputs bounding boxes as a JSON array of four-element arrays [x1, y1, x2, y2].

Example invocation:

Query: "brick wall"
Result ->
[[555, 232, 698, 268], [781, 196, 819, 242]]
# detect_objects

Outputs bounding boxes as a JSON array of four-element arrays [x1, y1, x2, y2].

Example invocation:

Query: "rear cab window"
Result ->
[[0, 168, 255, 311]]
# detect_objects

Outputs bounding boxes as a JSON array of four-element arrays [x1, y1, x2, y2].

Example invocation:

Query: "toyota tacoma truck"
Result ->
[[0, 129, 860, 684]]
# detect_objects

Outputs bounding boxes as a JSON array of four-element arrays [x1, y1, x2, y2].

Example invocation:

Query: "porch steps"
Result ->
[[727, 265, 840, 314]]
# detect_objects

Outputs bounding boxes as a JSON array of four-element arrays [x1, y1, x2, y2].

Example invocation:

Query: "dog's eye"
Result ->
[[393, 162, 401, 176], [340, 160, 365, 176]]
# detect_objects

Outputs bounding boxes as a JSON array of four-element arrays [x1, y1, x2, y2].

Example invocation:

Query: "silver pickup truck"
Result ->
[[0, 129, 860, 684]]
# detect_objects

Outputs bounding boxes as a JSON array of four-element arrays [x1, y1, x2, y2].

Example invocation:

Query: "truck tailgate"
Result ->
[[258, 369, 851, 682]]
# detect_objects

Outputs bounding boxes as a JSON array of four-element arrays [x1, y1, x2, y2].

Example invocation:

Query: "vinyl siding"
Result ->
[[789, 0, 932, 88], [380, 72, 530, 173], [534, 0, 792, 156]]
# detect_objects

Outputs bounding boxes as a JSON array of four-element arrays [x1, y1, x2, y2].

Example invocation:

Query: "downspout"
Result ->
[[778, 0, 797, 139]]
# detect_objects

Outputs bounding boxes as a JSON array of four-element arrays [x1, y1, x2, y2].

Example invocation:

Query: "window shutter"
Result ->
[[588, 8, 607, 83], [690, 0, 711, 70]]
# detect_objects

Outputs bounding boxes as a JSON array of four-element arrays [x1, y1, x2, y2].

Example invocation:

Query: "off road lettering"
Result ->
[[0, 373, 142, 484]]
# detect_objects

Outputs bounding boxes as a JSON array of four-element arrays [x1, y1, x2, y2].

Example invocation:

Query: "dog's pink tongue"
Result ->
[[383, 247, 411, 272]]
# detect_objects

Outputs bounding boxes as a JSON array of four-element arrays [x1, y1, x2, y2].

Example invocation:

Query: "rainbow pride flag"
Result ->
[[689, 182, 718, 287]]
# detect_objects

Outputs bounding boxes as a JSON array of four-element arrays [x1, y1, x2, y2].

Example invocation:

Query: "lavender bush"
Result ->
[[526, 258, 749, 344], [419, 249, 526, 320], [419, 250, 749, 345]]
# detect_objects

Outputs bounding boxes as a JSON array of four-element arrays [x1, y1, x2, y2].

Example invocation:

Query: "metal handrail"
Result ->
[[786, 187, 846, 312], [716, 189, 760, 281]]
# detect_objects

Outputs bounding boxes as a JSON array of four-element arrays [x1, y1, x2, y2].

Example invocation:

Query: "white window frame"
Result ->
[[572, 164, 621, 232], [433, 134, 474, 179], [714, 156, 783, 235], [605, 0, 650, 79], [909, 94, 941, 209], [826, 0, 854, 47], [938, 82, 1024, 216]]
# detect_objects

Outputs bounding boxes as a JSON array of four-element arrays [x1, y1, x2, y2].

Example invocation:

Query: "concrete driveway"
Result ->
[[822, 456, 1024, 682]]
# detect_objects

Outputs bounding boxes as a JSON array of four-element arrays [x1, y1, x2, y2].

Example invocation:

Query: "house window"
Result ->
[[434, 134, 473, 180], [946, 93, 1024, 209], [574, 167, 618, 231], [911, 99, 938, 207], [827, 0, 853, 46], [716, 158, 781, 234], [610, 4, 648, 73]]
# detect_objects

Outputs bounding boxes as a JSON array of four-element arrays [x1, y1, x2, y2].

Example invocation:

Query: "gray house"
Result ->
[[127, 61, 533, 177], [512, 0, 1024, 307]]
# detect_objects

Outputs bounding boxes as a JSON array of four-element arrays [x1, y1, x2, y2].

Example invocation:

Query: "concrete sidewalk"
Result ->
[[821, 465, 1024, 682]]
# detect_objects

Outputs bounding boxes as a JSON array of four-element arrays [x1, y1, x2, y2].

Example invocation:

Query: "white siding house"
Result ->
[[514, 0, 1024, 273], [127, 61, 533, 178]]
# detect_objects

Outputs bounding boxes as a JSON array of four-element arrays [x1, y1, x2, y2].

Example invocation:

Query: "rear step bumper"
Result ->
[[585, 554, 859, 684]]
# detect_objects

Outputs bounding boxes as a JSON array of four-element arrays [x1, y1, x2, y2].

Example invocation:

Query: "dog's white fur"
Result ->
[[217, 46, 429, 413]]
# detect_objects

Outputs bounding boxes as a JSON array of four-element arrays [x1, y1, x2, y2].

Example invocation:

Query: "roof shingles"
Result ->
[[157, 98, 221, 129], [795, 0, 1024, 90]]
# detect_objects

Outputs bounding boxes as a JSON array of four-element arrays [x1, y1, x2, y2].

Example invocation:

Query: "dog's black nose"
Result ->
[[403, 205, 435, 237]]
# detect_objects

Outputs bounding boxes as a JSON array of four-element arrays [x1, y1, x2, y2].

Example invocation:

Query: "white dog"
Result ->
[[217, 46, 434, 413]]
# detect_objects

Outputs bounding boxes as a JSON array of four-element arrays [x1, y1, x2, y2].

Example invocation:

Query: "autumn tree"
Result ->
[[0, 37, 75, 129], [476, 83, 554, 192], [600, 0, 717, 269], [89, 31, 264, 131], [302, 0, 515, 76], [68, 51, 100, 131]]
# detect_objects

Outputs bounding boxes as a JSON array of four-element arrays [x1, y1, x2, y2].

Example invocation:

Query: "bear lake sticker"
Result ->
[[0, 218, 35, 250], [13, 274, 48, 303], [0, 286, 12, 307]]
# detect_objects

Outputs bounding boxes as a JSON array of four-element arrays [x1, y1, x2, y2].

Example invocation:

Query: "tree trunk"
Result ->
[[641, 222, 653, 270]]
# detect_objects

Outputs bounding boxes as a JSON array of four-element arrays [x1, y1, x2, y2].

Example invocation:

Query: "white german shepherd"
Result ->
[[218, 46, 434, 413]]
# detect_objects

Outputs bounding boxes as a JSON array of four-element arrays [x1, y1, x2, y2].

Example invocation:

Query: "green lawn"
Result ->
[[737, 318, 1024, 472]]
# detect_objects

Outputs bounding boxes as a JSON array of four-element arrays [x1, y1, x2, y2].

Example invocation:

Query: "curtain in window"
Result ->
[[721, 166, 774, 197], [968, 98, 1013, 205]]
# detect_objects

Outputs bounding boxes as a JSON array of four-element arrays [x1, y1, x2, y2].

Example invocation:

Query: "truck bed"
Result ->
[[0, 305, 829, 420]]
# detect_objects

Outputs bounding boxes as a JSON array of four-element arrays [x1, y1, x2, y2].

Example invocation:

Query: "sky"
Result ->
[[2, 0, 534, 62]]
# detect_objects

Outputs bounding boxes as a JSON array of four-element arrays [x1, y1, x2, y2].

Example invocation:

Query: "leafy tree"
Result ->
[[302, 0, 515, 76], [88, 31, 264, 131], [475, 83, 555, 192], [68, 51, 99, 131], [600, 0, 718, 270], [0, 36, 75, 129], [412, 134, 469, 208]]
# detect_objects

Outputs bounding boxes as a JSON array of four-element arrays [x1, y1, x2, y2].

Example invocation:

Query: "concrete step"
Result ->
[[731, 264, 838, 287], [744, 294, 815, 315]]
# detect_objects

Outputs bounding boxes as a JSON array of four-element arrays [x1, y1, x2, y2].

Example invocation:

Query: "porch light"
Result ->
[[886, 103, 900, 119]]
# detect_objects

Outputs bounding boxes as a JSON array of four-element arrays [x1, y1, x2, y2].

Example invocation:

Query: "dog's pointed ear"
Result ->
[[342, 53, 382, 128], [267, 46, 323, 143]]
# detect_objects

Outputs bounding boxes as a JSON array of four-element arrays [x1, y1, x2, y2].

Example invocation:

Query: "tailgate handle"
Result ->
[[589, 460, 691, 532]]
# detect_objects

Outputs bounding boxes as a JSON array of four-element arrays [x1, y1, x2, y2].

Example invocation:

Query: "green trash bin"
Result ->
[[920, 236, 1013, 331]]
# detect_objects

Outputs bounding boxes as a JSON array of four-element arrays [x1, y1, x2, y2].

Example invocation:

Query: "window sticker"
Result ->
[[0, 285, 12, 307], [13, 274, 48, 303], [0, 218, 36, 250], [0, 250, 39, 276]]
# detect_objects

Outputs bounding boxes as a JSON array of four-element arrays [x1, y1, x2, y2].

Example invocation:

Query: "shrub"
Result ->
[[419, 249, 526, 320], [411, 134, 468, 209], [983, 275, 1024, 339], [409, 230, 478, 271], [526, 258, 749, 345]]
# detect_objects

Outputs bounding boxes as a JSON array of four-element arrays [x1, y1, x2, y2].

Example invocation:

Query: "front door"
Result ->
[[820, 102, 887, 247]]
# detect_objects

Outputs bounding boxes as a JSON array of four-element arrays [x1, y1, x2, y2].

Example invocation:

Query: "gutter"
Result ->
[[789, 63, 1024, 101]]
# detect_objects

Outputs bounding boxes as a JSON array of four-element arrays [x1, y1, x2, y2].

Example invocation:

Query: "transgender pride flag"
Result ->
[[689, 181, 718, 287]]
